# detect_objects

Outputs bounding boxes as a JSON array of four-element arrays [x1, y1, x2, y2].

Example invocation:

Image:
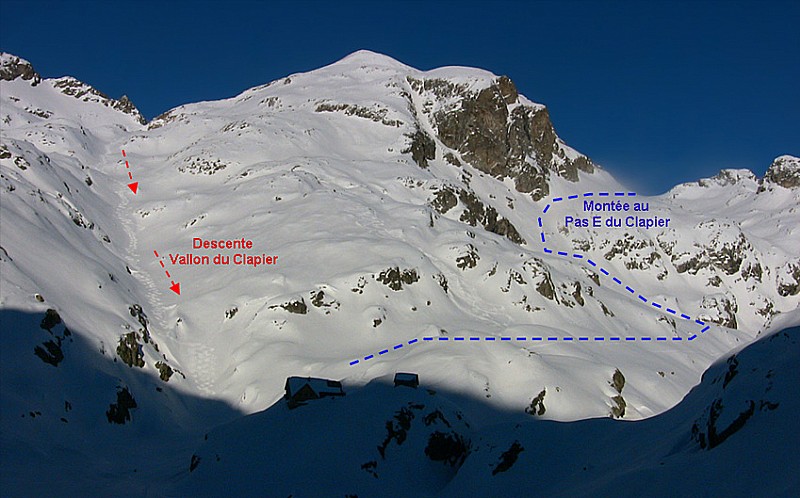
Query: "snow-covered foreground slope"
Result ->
[[1, 51, 799, 494], [173, 316, 800, 497]]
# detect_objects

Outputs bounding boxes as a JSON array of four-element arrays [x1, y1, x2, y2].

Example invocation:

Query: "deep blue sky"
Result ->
[[2, 0, 798, 194]]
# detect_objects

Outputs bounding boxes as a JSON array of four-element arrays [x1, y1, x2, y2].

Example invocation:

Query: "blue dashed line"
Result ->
[[348, 191, 713, 366]]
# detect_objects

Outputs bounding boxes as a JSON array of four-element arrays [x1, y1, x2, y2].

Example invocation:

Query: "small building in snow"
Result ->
[[284, 376, 345, 407], [393, 372, 419, 388]]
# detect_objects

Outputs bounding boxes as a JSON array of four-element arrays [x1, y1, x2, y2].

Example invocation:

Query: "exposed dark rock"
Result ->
[[117, 332, 145, 368], [361, 460, 378, 478], [457, 189, 525, 244], [411, 75, 593, 200], [155, 361, 174, 382], [722, 356, 739, 389], [424, 431, 470, 467], [40, 308, 62, 331], [456, 244, 480, 270], [700, 294, 738, 329], [764, 155, 800, 189], [610, 368, 626, 394], [276, 299, 307, 314], [378, 407, 415, 458], [778, 261, 800, 297], [692, 399, 755, 450], [430, 187, 458, 214], [376, 267, 419, 291], [610, 395, 626, 419], [492, 441, 524, 475], [34, 340, 64, 366], [316, 102, 402, 127], [34, 309, 71, 366], [106, 386, 137, 424], [52, 77, 145, 124], [0, 53, 41, 85], [403, 128, 436, 168], [525, 389, 547, 416]]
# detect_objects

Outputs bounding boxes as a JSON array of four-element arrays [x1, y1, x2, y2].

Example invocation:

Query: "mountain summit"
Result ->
[[1, 51, 798, 495]]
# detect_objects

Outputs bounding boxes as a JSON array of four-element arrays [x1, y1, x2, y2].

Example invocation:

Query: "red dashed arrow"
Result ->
[[153, 250, 182, 296], [121, 149, 139, 195]]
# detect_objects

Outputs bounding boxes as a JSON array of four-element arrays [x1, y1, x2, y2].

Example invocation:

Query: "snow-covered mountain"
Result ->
[[1, 50, 798, 495]]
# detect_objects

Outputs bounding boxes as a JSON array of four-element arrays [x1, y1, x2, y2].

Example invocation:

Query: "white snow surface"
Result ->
[[1, 51, 798, 495]]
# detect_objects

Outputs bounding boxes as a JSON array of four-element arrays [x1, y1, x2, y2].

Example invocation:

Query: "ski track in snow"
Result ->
[[348, 191, 711, 366], [185, 341, 217, 395], [113, 148, 168, 326]]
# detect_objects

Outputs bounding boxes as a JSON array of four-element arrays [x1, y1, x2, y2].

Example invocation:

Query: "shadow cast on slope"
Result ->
[[170, 327, 799, 498], [0, 308, 245, 497]]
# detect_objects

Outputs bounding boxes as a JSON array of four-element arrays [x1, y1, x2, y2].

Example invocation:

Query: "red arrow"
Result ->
[[170, 281, 181, 296], [128, 182, 139, 194]]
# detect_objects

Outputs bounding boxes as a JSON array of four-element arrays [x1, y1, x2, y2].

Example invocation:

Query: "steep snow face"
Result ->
[[1, 51, 799, 493]]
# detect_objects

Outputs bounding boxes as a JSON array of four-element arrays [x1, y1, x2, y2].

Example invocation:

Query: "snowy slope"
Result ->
[[1, 50, 799, 495], [173, 316, 800, 497]]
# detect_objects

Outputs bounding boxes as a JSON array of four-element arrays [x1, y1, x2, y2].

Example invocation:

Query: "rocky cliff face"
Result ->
[[764, 155, 800, 189], [407, 74, 594, 200], [0, 53, 41, 85]]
